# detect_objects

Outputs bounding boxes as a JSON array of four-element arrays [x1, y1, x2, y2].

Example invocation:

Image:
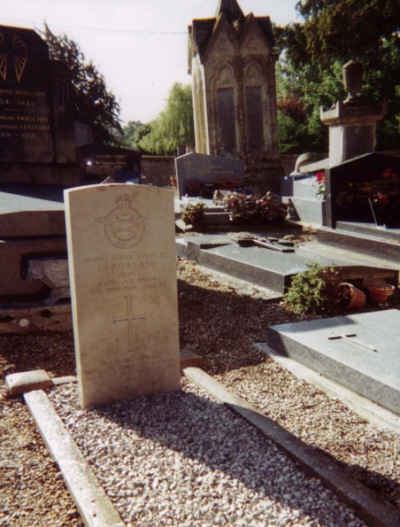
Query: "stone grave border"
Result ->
[[7, 366, 400, 527]]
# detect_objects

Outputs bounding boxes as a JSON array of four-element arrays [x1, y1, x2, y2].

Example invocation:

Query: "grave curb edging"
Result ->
[[256, 342, 400, 434], [183, 366, 400, 527], [24, 389, 125, 527]]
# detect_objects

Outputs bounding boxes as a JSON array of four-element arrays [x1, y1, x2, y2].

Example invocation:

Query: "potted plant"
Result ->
[[284, 263, 365, 316], [365, 282, 395, 305]]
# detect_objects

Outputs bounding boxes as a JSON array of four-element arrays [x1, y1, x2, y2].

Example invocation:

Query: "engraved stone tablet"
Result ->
[[64, 184, 181, 407]]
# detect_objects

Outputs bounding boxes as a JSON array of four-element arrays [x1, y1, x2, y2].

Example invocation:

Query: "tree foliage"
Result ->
[[276, 0, 400, 153], [42, 24, 122, 144], [137, 83, 194, 155], [122, 121, 151, 151]]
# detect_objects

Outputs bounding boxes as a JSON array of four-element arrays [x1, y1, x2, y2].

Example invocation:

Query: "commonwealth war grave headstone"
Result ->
[[65, 184, 181, 407]]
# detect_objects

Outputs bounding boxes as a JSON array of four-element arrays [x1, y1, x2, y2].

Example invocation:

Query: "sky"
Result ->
[[0, 0, 300, 125]]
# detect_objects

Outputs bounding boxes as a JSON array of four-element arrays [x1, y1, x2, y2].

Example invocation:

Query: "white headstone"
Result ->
[[64, 184, 181, 407]]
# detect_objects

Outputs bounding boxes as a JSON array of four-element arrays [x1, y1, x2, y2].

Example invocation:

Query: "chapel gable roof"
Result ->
[[189, 2, 275, 64]]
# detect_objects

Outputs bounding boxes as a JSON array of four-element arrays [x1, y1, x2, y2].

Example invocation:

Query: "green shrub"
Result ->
[[284, 263, 348, 316]]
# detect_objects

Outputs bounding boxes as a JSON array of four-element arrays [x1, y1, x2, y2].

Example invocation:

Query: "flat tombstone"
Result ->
[[65, 184, 181, 408]]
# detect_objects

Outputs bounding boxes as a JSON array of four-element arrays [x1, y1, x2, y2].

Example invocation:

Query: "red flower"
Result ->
[[377, 193, 389, 205], [383, 167, 398, 179]]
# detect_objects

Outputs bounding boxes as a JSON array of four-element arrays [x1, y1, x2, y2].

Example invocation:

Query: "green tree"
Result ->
[[138, 83, 194, 155], [42, 24, 122, 144], [276, 0, 400, 152], [122, 121, 151, 151]]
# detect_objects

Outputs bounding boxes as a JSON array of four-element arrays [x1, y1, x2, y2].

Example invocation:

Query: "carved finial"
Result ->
[[343, 60, 364, 105]]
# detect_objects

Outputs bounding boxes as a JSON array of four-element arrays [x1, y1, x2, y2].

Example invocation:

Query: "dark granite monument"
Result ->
[[0, 25, 79, 185], [0, 25, 79, 302], [77, 143, 141, 184], [326, 153, 400, 228]]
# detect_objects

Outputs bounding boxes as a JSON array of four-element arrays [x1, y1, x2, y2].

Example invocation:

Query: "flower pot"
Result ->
[[342, 283, 366, 310], [366, 283, 395, 305]]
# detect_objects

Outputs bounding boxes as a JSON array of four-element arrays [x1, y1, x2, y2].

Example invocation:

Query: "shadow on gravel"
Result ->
[[86, 386, 364, 526], [0, 332, 75, 380], [178, 277, 302, 375], [317, 445, 400, 510]]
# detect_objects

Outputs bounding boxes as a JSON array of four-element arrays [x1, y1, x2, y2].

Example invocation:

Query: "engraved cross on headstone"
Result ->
[[0, 32, 28, 82], [113, 295, 146, 352]]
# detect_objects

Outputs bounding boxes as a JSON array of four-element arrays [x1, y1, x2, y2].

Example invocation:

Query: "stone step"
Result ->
[[317, 224, 400, 265]]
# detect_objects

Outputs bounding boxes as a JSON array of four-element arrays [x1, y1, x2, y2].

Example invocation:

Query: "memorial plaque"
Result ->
[[245, 86, 263, 151], [0, 26, 54, 163], [218, 87, 236, 153], [77, 143, 141, 183], [65, 184, 181, 407], [175, 152, 244, 199]]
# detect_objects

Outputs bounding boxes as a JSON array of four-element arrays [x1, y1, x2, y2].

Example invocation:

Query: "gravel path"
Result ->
[[49, 380, 365, 527], [1, 225, 399, 525]]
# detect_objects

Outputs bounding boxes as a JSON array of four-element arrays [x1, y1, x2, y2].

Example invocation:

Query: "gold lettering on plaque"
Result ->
[[0, 33, 28, 82]]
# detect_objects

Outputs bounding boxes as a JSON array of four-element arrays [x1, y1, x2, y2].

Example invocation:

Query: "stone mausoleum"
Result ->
[[188, 0, 282, 195]]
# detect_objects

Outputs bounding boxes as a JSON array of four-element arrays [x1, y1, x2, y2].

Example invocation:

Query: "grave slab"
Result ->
[[177, 234, 399, 293], [65, 184, 181, 408], [267, 309, 400, 415], [0, 184, 65, 237]]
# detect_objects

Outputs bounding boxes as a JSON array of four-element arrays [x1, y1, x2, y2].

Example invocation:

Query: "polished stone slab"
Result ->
[[267, 310, 400, 415], [177, 234, 399, 293]]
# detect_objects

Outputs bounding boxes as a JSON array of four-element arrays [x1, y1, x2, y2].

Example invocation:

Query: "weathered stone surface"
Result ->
[[65, 184, 181, 408], [6, 369, 53, 396]]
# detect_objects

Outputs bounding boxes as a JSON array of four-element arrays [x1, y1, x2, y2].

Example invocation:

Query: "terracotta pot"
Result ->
[[366, 283, 395, 305], [342, 283, 366, 310]]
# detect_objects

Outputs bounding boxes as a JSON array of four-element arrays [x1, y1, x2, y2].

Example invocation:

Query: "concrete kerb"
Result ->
[[16, 366, 400, 527], [183, 366, 400, 527], [24, 389, 125, 527]]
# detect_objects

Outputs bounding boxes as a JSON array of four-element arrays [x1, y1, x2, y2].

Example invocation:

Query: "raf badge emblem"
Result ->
[[97, 193, 145, 248]]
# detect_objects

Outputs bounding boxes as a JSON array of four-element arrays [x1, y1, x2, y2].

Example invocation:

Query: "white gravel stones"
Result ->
[[49, 380, 366, 527]]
